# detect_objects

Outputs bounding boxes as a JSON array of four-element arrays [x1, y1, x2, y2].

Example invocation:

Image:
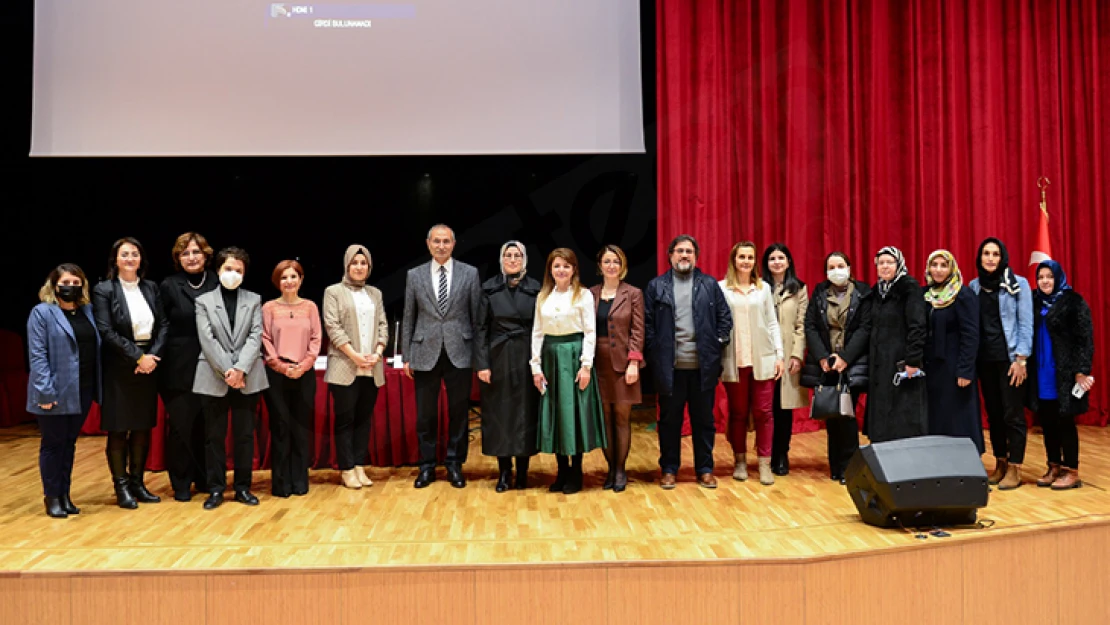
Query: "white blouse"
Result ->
[[530, 288, 596, 375], [120, 278, 154, 341], [350, 288, 376, 377]]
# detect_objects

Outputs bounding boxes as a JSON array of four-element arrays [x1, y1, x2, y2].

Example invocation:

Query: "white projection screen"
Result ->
[[31, 1, 645, 156]]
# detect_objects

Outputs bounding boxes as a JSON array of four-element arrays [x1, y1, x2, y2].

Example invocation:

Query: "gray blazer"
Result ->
[[402, 260, 482, 371], [193, 289, 269, 397]]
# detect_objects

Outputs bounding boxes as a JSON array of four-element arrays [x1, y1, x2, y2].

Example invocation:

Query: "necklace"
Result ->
[[186, 272, 207, 290]]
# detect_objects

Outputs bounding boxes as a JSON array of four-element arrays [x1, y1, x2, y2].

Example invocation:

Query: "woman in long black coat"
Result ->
[[922, 250, 982, 452], [866, 246, 927, 443], [1027, 260, 1094, 490], [475, 241, 541, 492]]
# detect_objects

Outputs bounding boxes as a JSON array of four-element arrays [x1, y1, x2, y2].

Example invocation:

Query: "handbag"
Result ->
[[809, 372, 855, 421]]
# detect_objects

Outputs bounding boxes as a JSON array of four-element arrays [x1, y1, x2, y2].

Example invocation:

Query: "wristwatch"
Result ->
[[1016, 357, 1027, 368]]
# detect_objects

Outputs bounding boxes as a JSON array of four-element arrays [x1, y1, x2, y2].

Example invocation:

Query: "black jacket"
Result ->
[[158, 271, 219, 392], [92, 278, 168, 368], [802, 280, 872, 390], [1027, 290, 1094, 416], [644, 268, 732, 394]]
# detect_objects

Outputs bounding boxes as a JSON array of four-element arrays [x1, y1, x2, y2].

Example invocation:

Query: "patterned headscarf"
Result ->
[[875, 246, 907, 299], [1033, 259, 1072, 310], [923, 249, 963, 309], [975, 238, 1021, 295], [499, 241, 527, 287]]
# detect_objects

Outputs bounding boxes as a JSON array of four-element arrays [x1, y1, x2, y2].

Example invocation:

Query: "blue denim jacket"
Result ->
[[26, 303, 101, 415], [967, 276, 1033, 362]]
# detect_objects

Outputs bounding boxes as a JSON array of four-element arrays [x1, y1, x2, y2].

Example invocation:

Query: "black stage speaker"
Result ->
[[845, 436, 990, 528]]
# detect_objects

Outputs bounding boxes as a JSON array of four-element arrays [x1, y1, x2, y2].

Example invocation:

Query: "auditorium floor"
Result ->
[[0, 416, 1107, 573]]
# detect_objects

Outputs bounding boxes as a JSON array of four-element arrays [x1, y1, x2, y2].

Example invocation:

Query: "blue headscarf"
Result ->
[[1034, 259, 1071, 310]]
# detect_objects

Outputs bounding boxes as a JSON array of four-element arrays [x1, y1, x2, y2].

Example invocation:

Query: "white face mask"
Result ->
[[219, 270, 243, 290], [827, 268, 851, 286]]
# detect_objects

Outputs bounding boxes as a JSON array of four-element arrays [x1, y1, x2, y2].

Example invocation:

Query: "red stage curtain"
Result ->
[[658, 0, 1110, 427]]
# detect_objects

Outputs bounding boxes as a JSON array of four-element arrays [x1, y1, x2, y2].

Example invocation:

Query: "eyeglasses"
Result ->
[[180, 250, 205, 257]]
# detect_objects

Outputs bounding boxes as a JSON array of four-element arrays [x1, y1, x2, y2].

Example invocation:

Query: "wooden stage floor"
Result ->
[[1, 413, 1107, 574]]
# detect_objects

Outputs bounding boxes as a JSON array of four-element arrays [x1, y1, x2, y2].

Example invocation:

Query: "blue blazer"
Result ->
[[26, 303, 102, 415]]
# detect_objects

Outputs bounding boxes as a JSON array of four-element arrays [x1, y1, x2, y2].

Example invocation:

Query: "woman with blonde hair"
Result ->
[[531, 248, 606, 494], [719, 241, 783, 485], [27, 264, 100, 518]]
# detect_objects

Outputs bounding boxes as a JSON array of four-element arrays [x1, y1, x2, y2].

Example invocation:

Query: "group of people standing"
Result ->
[[25, 226, 1095, 518]]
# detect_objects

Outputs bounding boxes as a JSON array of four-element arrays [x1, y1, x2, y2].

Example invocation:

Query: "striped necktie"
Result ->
[[437, 265, 448, 315]]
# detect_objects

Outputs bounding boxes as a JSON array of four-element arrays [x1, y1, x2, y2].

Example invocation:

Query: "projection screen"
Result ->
[[31, 1, 645, 156]]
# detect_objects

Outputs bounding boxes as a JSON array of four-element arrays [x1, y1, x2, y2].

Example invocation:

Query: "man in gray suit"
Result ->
[[193, 247, 269, 509], [402, 224, 482, 488]]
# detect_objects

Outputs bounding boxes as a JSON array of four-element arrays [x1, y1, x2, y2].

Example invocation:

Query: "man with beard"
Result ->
[[643, 235, 732, 489]]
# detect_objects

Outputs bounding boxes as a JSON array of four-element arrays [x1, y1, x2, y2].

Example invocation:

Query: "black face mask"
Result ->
[[56, 285, 82, 303]]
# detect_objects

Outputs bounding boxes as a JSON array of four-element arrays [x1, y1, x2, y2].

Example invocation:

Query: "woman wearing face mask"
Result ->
[[92, 237, 169, 509], [762, 243, 809, 476], [323, 245, 388, 490], [27, 264, 100, 518], [968, 238, 1033, 490], [159, 232, 218, 502], [193, 247, 269, 509], [865, 246, 927, 443], [802, 252, 871, 483], [1026, 260, 1094, 490], [921, 250, 982, 452], [475, 241, 542, 492], [587, 245, 644, 493], [531, 248, 606, 494], [719, 241, 784, 485], [262, 260, 321, 497]]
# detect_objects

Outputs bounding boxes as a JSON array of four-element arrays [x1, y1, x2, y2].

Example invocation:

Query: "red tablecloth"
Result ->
[[82, 367, 473, 471]]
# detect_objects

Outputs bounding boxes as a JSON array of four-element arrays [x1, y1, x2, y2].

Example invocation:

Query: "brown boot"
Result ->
[[1050, 468, 1083, 490], [732, 452, 748, 481], [987, 458, 1008, 485], [1036, 463, 1062, 487], [997, 463, 1023, 490]]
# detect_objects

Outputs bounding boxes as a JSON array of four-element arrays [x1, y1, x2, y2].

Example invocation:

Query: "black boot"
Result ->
[[772, 453, 789, 476], [129, 435, 161, 504], [514, 455, 530, 490], [563, 454, 583, 494], [495, 457, 512, 493], [549, 455, 570, 492], [108, 448, 138, 509], [44, 497, 68, 519], [60, 492, 80, 515]]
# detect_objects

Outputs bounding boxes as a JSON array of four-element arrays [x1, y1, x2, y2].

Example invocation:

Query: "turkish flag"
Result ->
[[1028, 208, 1052, 283]]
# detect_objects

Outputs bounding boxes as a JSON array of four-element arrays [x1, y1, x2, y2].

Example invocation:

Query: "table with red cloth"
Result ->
[[82, 367, 478, 472]]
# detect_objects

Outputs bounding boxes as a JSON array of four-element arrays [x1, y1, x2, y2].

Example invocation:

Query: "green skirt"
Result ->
[[537, 333, 607, 455]]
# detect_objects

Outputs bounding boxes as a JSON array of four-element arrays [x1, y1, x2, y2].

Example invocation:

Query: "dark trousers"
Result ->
[[771, 383, 793, 461], [202, 389, 259, 492], [978, 360, 1027, 463], [266, 369, 316, 493], [826, 391, 861, 476], [413, 349, 472, 470], [330, 377, 379, 471], [1038, 399, 1080, 469], [163, 389, 208, 494], [658, 369, 716, 475], [39, 388, 93, 498]]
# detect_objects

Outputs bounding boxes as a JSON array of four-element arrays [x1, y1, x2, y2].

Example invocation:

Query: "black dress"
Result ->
[[923, 287, 983, 452], [475, 275, 541, 457], [866, 276, 928, 443], [92, 279, 168, 432]]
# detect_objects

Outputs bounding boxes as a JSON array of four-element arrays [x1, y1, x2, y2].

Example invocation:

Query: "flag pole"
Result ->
[[1037, 176, 1050, 220]]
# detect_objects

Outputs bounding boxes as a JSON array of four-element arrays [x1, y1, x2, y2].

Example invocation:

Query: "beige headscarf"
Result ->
[[342, 244, 372, 288]]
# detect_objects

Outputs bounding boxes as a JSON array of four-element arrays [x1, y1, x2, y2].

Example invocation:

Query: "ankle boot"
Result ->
[[495, 457, 512, 493], [732, 452, 748, 481], [340, 469, 362, 489], [354, 465, 373, 487], [563, 455, 583, 494], [758, 457, 775, 486], [549, 455, 570, 492], [129, 441, 161, 503], [987, 458, 1008, 485], [60, 492, 80, 515], [514, 456, 530, 490], [1037, 463, 1062, 487], [1050, 468, 1083, 490], [772, 453, 790, 476], [44, 497, 68, 518], [997, 463, 1023, 490], [108, 449, 138, 509]]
